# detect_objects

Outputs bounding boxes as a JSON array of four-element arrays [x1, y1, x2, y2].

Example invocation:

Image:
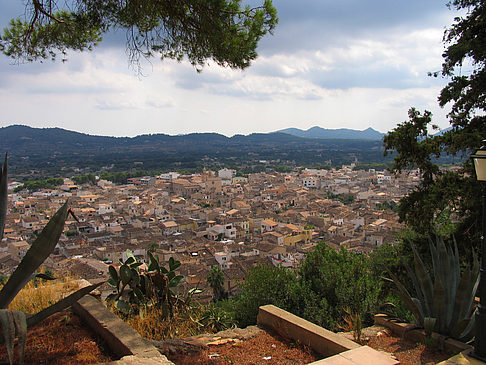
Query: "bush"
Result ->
[[232, 264, 298, 328], [229, 243, 382, 331], [297, 244, 381, 330]]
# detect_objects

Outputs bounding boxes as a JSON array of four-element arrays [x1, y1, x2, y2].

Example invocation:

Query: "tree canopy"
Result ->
[[384, 0, 486, 249], [0, 0, 278, 69]]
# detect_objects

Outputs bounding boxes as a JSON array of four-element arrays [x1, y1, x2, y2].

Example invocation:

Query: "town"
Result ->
[[1, 164, 421, 301]]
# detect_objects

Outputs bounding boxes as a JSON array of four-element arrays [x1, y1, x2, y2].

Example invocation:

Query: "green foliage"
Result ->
[[199, 303, 235, 333], [2, 125, 390, 176], [383, 0, 486, 248], [0, 0, 278, 69], [207, 265, 226, 302], [231, 264, 298, 328], [388, 236, 479, 341], [230, 243, 381, 331], [297, 244, 381, 330], [107, 251, 184, 319], [99, 170, 152, 184], [327, 192, 355, 205], [375, 200, 399, 213], [72, 174, 96, 185], [13, 177, 64, 192]]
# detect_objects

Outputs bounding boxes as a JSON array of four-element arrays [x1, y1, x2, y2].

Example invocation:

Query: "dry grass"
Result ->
[[5, 270, 82, 314], [338, 308, 363, 343], [120, 305, 205, 340], [112, 303, 233, 341]]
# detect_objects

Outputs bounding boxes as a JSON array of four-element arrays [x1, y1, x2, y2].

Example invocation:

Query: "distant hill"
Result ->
[[277, 126, 385, 140], [0, 125, 389, 176]]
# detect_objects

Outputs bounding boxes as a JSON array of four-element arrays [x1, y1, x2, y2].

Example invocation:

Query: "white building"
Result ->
[[218, 168, 236, 179], [302, 177, 317, 188]]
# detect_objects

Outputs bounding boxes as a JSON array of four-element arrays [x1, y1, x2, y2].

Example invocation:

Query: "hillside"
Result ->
[[278, 126, 384, 140], [0, 125, 388, 176]]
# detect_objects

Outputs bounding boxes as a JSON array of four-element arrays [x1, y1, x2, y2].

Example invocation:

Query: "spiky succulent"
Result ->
[[0, 155, 102, 365], [388, 236, 479, 341]]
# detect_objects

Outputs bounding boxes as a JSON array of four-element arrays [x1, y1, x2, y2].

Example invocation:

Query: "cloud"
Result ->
[[0, 0, 460, 137]]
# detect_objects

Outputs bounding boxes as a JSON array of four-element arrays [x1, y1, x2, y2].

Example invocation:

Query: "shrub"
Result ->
[[232, 264, 298, 328], [297, 243, 381, 330], [230, 243, 382, 331]]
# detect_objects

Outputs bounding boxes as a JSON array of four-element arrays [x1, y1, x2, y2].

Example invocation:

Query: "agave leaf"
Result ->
[[451, 317, 473, 340], [0, 202, 69, 309], [411, 297, 425, 323], [457, 309, 476, 343], [0, 154, 7, 242], [434, 237, 453, 329], [411, 244, 434, 317], [461, 257, 480, 321], [12, 310, 27, 365], [34, 273, 56, 281], [26, 281, 103, 327], [0, 309, 15, 365], [436, 237, 451, 300], [450, 266, 473, 328], [429, 236, 438, 276], [400, 252, 425, 309], [446, 236, 460, 325], [432, 275, 447, 334], [388, 270, 424, 325]]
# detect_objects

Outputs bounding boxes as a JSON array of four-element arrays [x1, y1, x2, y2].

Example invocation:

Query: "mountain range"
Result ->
[[278, 126, 384, 140], [0, 125, 388, 176]]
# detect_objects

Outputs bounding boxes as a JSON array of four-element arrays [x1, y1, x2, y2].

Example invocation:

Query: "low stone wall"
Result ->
[[374, 314, 472, 355], [72, 295, 173, 364], [257, 304, 361, 357], [257, 305, 398, 365]]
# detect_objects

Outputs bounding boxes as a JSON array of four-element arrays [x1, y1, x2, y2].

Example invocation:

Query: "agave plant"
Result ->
[[388, 236, 479, 342], [107, 250, 184, 319], [0, 155, 103, 365]]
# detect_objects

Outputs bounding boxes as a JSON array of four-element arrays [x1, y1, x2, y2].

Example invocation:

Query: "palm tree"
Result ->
[[207, 265, 226, 302]]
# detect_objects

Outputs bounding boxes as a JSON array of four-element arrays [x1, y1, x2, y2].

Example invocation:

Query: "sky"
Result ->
[[0, 1, 459, 137]]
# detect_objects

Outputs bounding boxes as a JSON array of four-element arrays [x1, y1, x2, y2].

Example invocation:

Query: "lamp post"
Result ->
[[472, 139, 486, 359]]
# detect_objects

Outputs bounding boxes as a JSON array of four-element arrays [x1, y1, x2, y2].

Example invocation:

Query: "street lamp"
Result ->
[[472, 139, 486, 359]]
